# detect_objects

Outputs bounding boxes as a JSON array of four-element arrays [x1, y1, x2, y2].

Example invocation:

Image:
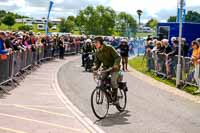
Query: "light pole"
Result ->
[[137, 10, 143, 26], [176, 0, 184, 87]]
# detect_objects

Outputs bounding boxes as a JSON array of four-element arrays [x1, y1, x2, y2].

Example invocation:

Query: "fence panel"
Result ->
[[146, 52, 199, 88], [0, 44, 80, 86], [0, 54, 12, 85], [129, 39, 145, 56]]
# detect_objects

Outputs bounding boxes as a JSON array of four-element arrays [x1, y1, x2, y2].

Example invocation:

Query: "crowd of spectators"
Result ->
[[145, 36, 200, 93], [0, 31, 143, 63], [0, 31, 88, 60]]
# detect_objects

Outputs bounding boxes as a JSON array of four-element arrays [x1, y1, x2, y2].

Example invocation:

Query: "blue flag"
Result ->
[[46, 0, 54, 35], [177, 0, 186, 22]]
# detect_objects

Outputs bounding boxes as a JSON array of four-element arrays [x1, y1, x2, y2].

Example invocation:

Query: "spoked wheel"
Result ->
[[116, 88, 127, 112], [91, 88, 109, 119]]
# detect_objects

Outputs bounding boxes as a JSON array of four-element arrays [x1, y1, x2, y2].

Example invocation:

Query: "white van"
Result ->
[[51, 25, 57, 30], [37, 24, 45, 30], [143, 27, 153, 33]]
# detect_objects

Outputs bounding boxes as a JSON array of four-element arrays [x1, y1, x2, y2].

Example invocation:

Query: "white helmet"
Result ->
[[121, 39, 127, 43], [85, 39, 92, 44], [171, 37, 177, 42]]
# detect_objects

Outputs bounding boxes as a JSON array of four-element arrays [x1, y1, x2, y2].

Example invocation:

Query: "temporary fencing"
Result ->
[[0, 43, 80, 87], [148, 52, 197, 88], [129, 39, 145, 56]]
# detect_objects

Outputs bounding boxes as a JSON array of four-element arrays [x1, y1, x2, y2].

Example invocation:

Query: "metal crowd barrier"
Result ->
[[129, 39, 145, 56], [149, 52, 198, 88], [65, 42, 77, 55], [0, 43, 80, 87], [0, 54, 12, 85]]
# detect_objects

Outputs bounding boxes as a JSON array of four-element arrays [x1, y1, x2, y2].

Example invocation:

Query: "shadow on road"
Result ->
[[95, 110, 131, 127]]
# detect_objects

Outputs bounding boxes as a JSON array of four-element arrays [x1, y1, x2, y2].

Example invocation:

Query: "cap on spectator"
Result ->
[[85, 39, 92, 43], [17, 31, 23, 36], [171, 37, 177, 42], [121, 39, 128, 43], [196, 38, 200, 44], [18, 36, 23, 39], [192, 41, 199, 47], [182, 38, 186, 42]]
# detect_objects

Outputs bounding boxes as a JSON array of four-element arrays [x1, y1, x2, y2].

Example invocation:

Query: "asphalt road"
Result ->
[[58, 58, 200, 133]]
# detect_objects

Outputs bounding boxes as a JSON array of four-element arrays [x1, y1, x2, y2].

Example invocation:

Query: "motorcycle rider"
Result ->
[[81, 39, 95, 67], [93, 37, 121, 103]]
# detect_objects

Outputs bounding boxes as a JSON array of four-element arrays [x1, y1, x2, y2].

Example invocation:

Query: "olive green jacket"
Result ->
[[94, 44, 121, 70]]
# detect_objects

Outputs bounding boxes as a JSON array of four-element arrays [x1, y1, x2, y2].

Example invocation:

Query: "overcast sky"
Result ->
[[0, 0, 200, 22]]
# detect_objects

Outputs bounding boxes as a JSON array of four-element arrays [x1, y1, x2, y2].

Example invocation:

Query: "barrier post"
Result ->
[[176, 0, 184, 87], [10, 53, 15, 88]]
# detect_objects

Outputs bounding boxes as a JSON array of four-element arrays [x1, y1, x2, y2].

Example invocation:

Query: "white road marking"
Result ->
[[0, 103, 65, 109], [0, 113, 84, 132], [15, 105, 75, 118], [0, 127, 28, 133], [53, 59, 106, 133]]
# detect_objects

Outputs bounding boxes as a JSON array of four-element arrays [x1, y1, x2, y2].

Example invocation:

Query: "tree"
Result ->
[[59, 18, 66, 32], [76, 6, 99, 35], [146, 18, 158, 29], [0, 10, 6, 19], [59, 16, 75, 33], [137, 10, 143, 26], [48, 22, 53, 29], [74, 5, 138, 36], [185, 11, 200, 23], [116, 12, 137, 37], [0, 10, 28, 20], [67, 16, 75, 22], [96, 6, 116, 35], [167, 16, 176, 22], [75, 5, 116, 35], [65, 18, 75, 32], [167, 11, 200, 23], [2, 14, 16, 28], [18, 25, 32, 31]]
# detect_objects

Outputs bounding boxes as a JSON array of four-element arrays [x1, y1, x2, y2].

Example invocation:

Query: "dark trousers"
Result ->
[[59, 47, 65, 59], [82, 53, 87, 66]]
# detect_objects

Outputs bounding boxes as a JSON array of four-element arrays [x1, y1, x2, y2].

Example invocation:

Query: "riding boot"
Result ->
[[125, 63, 128, 71], [122, 62, 125, 71]]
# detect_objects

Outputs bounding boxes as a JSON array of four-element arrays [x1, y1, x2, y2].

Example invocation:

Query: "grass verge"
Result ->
[[129, 56, 200, 96]]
